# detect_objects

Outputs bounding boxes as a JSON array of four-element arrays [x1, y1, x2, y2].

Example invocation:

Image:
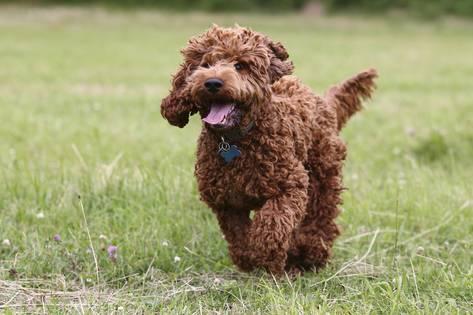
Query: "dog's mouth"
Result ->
[[202, 103, 241, 129]]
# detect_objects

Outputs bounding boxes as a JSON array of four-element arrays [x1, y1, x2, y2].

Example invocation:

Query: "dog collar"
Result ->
[[217, 120, 255, 143]]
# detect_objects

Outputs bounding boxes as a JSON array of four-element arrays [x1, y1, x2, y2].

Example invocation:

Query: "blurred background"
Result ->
[[2, 0, 473, 17]]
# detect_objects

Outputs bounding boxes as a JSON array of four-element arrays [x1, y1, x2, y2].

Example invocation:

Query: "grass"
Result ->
[[0, 5, 472, 313]]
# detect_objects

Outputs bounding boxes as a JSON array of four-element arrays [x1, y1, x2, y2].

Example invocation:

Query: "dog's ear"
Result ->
[[160, 63, 196, 128], [267, 40, 294, 83]]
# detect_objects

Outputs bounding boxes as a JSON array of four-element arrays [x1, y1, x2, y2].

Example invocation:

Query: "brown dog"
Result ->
[[161, 25, 377, 275]]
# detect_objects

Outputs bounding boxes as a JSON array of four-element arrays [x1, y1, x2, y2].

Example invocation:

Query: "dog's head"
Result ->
[[161, 25, 293, 129]]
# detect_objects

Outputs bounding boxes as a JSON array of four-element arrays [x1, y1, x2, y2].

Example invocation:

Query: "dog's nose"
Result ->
[[204, 78, 223, 93]]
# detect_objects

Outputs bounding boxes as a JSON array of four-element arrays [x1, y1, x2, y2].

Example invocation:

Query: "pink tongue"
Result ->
[[202, 104, 235, 125]]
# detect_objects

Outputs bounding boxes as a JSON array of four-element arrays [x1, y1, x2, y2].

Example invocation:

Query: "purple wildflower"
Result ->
[[53, 234, 61, 242], [107, 245, 118, 262]]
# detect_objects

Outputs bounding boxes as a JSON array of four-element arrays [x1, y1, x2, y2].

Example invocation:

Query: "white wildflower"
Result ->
[[2, 239, 11, 247], [405, 127, 416, 137], [162, 240, 169, 247], [174, 256, 181, 263], [36, 212, 45, 219]]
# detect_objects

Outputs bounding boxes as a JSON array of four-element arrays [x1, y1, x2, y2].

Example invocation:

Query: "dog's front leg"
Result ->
[[212, 207, 254, 272], [248, 168, 309, 275]]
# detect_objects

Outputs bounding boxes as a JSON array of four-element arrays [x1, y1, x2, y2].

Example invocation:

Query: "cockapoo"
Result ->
[[161, 25, 377, 275]]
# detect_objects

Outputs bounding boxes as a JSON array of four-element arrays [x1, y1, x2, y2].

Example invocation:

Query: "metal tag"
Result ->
[[218, 137, 241, 164]]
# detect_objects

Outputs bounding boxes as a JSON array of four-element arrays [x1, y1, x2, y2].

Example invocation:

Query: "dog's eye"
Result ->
[[201, 63, 210, 69], [234, 62, 244, 71]]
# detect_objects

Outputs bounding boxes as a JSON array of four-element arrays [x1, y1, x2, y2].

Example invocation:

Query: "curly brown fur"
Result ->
[[161, 25, 377, 276], [325, 69, 378, 130]]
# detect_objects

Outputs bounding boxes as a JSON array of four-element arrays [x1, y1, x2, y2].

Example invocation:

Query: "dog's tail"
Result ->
[[325, 68, 378, 131]]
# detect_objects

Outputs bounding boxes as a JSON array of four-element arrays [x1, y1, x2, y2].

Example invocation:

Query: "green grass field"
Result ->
[[0, 6, 472, 313]]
